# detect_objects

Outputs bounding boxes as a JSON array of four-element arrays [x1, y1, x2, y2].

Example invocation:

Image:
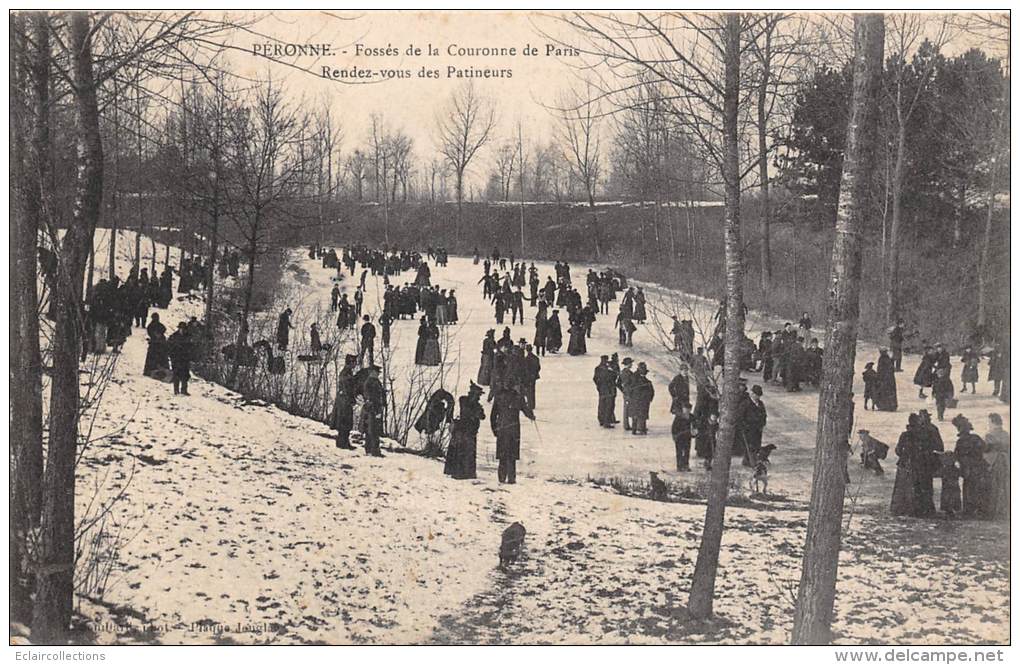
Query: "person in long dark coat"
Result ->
[[914, 410, 943, 516], [333, 354, 358, 449], [891, 414, 921, 517], [593, 356, 617, 428], [415, 317, 429, 365], [914, 346, 936, 398], [446, 384, 486, 479], [932, 367, 955, 421], [491, 384, 535, 484], [542, 277, 557, 305], [960, 346, 980, 394], [629, 363, 654, 435], [533, 304, 548, 356], [276, 308, 294, 351], [694, 411, 719, 470], [546, 310, 563, 354], [421, 322, 442, 366], [875, 348, 898, 411], [567, 320, 587, 356], [668, 369, 690, 416], [477, 330, 496, 385], [167, 322, 193, 396], [143, 313, 169, 376], [633, 287, 647, 323], [360, 365, 386, 457], [671, 402, 693, 471], [984, 412, 1010, 521], [738, 385, 768, 466], [952, 414, 989, 518]]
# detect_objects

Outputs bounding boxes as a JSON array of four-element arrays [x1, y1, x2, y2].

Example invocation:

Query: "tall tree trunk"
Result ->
[[688, 12, 744, 621], [885, 118, 905, 326], [205, 169, 220, 329], [792, 13, 884, 645], [757, 58, 773, 305], [588, 192, 602, 260], [10, 11, 48, 623], [33, 11, 104, 642], [455, 171, 464, 246], [976, 159, 998, 330]]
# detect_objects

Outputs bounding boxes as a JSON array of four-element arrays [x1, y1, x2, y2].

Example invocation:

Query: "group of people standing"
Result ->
[[892, 411, 1009, 521], [474, 328, 542, 483]]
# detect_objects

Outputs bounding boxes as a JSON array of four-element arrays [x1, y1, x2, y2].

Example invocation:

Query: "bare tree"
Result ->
[[558, 83, 604, 258], [33, 11, 104, 641], [224, 76, 310, 385], [435, 81, 496, 244], [882, 15, 952, 325], [792, 13, 884, 645], [493, 141, 517, 202], [10, 11, 49, 623]]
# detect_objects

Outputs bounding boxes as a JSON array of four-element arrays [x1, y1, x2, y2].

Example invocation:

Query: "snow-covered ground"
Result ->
[[272, 247, 1009, 513], [62, 230, 1009, 645]]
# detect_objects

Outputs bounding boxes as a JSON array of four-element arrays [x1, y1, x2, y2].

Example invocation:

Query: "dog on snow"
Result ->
[[498, 522, 527, 571]]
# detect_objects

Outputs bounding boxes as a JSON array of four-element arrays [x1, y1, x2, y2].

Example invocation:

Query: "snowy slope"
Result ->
[[64, 231, 1008, 645]]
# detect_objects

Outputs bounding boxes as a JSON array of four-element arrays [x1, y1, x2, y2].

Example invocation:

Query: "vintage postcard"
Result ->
[[7, 7, 1011, 654]]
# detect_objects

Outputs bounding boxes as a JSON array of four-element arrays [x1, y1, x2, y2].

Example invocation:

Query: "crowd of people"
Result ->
[[888, 411, 1009, 521], [126, 238, 1006, 515]]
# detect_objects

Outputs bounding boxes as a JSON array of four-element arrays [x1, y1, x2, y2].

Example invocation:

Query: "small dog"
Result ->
[[750, 444, 777, 494], [498, 522, 527, 570], [649, 472, 668, 501]]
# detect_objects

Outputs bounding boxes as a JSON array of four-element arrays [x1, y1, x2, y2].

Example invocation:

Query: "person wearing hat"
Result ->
[[276, 307, 294, 351], [888, 318, 905, 372], [361, 364, 385, 457], [167, 321, 193, 395], [593, 356, 617, 428], [914, 345, 936, 398], [630, 362, 654, 435], [671, 401, 694, 471], [952, 414, 990, 518], [359, 314, 376, 366], [738, 385, 768, 466], [874, 347, 898, 411], [862, 361, 878, 410], [446, 383, 486, 479], [490, 383, 535, 484], [618, 358, 636, 431], [333, 354, 359, 449]]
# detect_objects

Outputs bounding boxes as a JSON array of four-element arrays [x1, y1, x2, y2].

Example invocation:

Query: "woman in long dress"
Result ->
[[546, 311, 563, 354], [567, 320, 587, 355], [447, 291, 459, 324], [477, 330, 495, 385], [875, 348, 898, 411], [984, 413, 1010, 520], [952, 414, 990, 518], [414, 317, 428, 365], [422, 322, 442, 366], [891, 414, 920, 516], [633, 287, 647, 323]]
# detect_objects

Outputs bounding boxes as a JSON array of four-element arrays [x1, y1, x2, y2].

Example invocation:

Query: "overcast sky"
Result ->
[[216, 11, 584, 160]]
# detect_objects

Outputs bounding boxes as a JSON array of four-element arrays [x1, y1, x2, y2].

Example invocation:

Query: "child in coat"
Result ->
[[862, 362, 878, 410]]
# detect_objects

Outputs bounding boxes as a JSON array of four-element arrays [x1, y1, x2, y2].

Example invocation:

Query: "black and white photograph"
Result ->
[[6, 6, 1012, 653]]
